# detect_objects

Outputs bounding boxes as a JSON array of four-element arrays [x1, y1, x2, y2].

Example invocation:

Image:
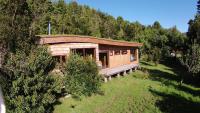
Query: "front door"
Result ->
[[99, 52, 109, 69]]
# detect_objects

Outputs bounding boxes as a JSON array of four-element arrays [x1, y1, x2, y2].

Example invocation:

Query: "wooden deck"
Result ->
[[100, 63, 139, 77]]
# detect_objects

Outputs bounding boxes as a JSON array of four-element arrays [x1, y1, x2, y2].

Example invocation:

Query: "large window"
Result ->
[[130, 49, 136, 62]]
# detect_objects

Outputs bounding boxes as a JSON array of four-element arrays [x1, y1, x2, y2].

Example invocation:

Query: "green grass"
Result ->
[[53, 61, 200, 113]]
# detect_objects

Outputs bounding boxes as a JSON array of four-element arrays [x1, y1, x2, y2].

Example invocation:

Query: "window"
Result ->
[[122, 50, 127, 55], [114, 50, 120, 55], [130, 49, 136, 62]]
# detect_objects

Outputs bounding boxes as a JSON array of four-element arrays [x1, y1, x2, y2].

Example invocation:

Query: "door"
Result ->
[[99, 52, 109, 69]]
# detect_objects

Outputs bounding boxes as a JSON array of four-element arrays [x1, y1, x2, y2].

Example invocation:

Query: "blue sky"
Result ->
[[67, 0, 197, 32]]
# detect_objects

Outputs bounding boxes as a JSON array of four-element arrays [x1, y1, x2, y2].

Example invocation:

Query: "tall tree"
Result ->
[[197, 0, 200, 14]]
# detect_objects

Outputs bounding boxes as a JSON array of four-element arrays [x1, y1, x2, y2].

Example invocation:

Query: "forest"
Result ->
[[0, 0, 200, 113]]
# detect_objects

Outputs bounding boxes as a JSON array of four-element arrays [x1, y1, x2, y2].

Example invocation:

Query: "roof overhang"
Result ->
[[37, 35, 143, 47]]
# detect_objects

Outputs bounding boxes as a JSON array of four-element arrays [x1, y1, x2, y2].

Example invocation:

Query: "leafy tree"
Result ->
[[167, 27, 187, 55], [0, 46, 62, 113], [180, 44, 200, 76], [62, 54, 102, 97], [152, 47, 162, 65], [152, 21, 162, 29], [180, 0, 200, 76], [187, 15, 200, 45]]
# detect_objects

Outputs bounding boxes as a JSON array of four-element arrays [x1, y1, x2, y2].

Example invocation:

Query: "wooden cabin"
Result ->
[[37, 35, 142, 82]]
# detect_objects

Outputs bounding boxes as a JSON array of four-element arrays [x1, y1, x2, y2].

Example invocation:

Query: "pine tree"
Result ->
[[197, 0, 200, 14]]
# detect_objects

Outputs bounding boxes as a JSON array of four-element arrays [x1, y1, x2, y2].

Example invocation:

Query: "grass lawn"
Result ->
[[53, 61, 200, 113]]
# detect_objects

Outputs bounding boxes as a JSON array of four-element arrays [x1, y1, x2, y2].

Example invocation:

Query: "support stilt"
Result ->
[[117, 73, 120, 78], [123, 71, 127, 76], [108, 76, 112, 81], [130, 68, 133, 73], [104, 77, 108, 83]]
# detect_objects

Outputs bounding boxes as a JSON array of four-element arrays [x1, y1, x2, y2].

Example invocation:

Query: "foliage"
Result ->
[[187, 15, 200, 45], [182, 0, 200, 76], [180, 44, 200, 75], [27, 0, 187, 63], [0, 46, 62, 113], [197, 0, 200, 14], [54, 62, 200, 113], [62, 54, 102, 97]]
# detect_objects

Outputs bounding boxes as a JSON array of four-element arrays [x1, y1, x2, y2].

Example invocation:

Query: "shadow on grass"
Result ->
[[140, 61, 155, 66], [160, 80, 200, 97], [140, 58, 200, 113], [160, 58, 199, 86], [147, 69, 180, 82], [141, 57, 199, 86], [150, 89, 200, 113], [177, 85, 200, 97]]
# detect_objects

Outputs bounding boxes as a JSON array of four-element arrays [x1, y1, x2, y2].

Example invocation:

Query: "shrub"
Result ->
[[62, 54, 102, 97], [133, 68, 149, 79], [0, 46, 62, 113]]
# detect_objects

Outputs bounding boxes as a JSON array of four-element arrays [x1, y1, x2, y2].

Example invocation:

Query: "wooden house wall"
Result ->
[[99, 45, 139, 68]]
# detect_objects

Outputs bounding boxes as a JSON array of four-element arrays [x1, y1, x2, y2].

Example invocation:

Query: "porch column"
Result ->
[[136, 48, 139, 63], [96, 45, 99, 62]]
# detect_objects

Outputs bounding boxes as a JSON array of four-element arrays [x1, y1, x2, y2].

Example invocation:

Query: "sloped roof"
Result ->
[[37, 35, 143, 47]]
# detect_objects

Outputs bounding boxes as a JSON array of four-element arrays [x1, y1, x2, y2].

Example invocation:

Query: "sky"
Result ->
[[67, 0, 197, 33]]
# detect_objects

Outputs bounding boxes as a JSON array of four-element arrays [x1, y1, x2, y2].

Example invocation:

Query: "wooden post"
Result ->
[[117, 73, 120, 78], [60, 56, 62, 64], [103, 55, 106, 68], [123, 71, 127, 76], [130, 68, 133, 73], [136, 48, 139, 63], [108, 76, 112, 81], [93, 48, 96, 60], [104, 77, 108, 83], [83, 48, 86, 57]]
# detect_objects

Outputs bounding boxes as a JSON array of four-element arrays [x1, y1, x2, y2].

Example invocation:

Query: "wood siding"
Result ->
[[99, 45, 139, 68], [48, 43, 99, 61]]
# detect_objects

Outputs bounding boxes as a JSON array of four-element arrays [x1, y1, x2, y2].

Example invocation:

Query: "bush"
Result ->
[[62, 54, 102, 97], [132, 68, 149, 79], [0, 46, 62, 113]]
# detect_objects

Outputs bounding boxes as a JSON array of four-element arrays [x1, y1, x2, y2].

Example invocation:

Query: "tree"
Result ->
[[62, 54, 102, 97], [180, 44, 200, 76], [187, 16, 200, 45], [152, 21, 161, 29], [179, 0, 200, 76], [0, 46, 62, 113], [197, 0, 200, 14]]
